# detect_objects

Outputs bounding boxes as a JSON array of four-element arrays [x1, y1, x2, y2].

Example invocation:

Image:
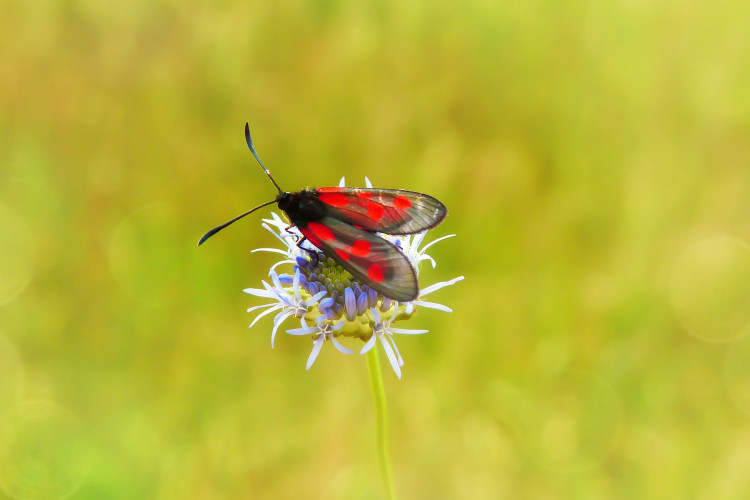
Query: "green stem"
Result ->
[[366, 347, 397, 500]]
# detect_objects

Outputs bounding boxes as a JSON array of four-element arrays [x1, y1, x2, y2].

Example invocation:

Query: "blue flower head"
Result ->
[[243, 178, 463, 379]]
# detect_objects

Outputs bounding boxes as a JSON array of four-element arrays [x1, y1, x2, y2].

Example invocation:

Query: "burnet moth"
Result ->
[[198, 123, 448, 302]]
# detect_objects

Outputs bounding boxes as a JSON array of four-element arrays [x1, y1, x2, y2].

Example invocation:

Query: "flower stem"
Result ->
[[366, 347, 397, 500]]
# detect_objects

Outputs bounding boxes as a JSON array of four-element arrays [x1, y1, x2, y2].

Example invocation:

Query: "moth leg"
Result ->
[[295, 236, 319, 261]]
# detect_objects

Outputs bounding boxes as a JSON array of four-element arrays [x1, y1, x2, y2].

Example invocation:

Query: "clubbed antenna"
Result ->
[[245, 123, 282, 194], [197, 199, 277, 246]]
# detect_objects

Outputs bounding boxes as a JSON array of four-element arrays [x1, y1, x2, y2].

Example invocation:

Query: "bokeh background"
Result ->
[[2, 0, 750, 498]]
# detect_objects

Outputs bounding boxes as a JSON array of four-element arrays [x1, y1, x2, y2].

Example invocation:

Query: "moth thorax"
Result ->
[[279, 190, 326, 224]]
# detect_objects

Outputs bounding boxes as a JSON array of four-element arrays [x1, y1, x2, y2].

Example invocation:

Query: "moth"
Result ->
[[198, 124, 448, 302]]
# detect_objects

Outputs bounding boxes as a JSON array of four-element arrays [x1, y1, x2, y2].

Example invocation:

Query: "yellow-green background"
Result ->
[[2, 0, 750, 498]]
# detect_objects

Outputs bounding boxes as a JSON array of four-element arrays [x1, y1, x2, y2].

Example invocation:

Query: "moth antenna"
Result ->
[[245, 122, 283, 194], [198, 199, 278, 246]]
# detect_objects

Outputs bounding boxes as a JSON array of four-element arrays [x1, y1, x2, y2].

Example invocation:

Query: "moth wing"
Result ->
[[315, 187, 447, 235], [299, 216, 418, 302]]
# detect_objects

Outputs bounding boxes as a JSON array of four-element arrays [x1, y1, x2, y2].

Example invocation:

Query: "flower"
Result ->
[[243, 178, 463, 378]]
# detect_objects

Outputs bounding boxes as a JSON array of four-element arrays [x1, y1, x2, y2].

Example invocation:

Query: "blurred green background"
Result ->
[[2, 0, 750, 498]]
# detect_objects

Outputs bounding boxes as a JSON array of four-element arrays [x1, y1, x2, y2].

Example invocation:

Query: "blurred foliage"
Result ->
[[2, 0, 750, 498]]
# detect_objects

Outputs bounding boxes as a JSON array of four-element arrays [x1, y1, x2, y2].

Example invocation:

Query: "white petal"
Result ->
[[271, 310, 294, 347], [380, 336, 401, 379], [270, 271, 283, 290], [389, 302, 400, 322], [413, 300, 453, 312], [247, 303, 274, 313], [270, 259, 296, 272], [249, 304, 284, 328], [418, 254, 437, 269], [306, 337, 325, 369], [419, 276, 465, 297], [338, 177, 346, 187], [330, 336, 354, 354], [365, 177, 373, 188], [251, 248, 290, 256], [389, 328, 429, 334], [263, 222, 294, 246], [410, 232, 425, 248], [420, 234, 455, 252], [387, 335, 404, 367], [243, 287, 275, 298]]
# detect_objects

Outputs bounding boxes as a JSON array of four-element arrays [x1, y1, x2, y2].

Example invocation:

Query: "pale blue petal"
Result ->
[[360, 334, 377, 354], [370, 307, 381, 324], [261, 222, 292, 248], [249, 304, 283, 328], [306, 337, 325, 370], [243, 287, 275, 298], [287, 327, 314, 335], [293, 272, 301, 299], [356, 292, 368, 315], [308, 290, 328, 305], [365, 177, 373, 188], [247, 303, 274, 313], [344, 288, 356, 321], [338, 177, 346, 187], [331, 336, 354, 354]]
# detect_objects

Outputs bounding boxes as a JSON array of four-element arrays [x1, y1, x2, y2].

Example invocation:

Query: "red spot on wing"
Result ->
[[317, 186, 345, 192], [366, 201, 385, 221], [394, 195, 412, 209], [301, 229, 323, 250], [351, 240, 371, 257], [319, 192, 349, 207], [336, 249, 350, 261], [307, 222, 334, 241], [367, 264, 384, 282], [357, 191, 373, 199]]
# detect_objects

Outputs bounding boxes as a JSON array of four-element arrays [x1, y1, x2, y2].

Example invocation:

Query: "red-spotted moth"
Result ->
[[198, 123, 448, 302]]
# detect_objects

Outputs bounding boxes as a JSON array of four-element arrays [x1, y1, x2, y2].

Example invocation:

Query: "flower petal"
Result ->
[[390, 328, 429, 334], [251, 248, 290, 256], [247, 303, 275, 313], [344, 288, 356, 321], [308, 290, 328, 305], [243, 287, 275, 298], [413, 300, 453, 312], [356, 292, 368, 315], [330, 336, 354, 354], [287, 327, 315, 335], [419, 276, 465, 297], [380, 336, 402, 379], [420, 234, 456, 253], [306, 337, 325, 370], [360, 334, 377, 354], [249, 304, 283, 328], [271, 310, 294, 347]]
